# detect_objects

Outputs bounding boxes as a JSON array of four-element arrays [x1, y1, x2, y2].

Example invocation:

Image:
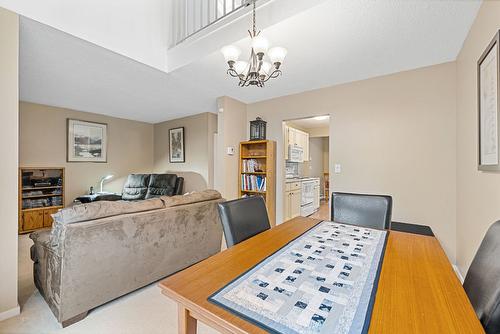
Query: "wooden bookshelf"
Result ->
[[239, 140, 276, 226], [19, 167, 65, 234]]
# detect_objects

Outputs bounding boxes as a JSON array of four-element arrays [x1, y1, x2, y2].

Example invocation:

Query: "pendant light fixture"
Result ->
[[221, 0, 287, 87]]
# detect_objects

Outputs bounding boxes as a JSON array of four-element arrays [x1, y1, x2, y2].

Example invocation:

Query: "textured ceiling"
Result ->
[[20, 0, 482, 123]]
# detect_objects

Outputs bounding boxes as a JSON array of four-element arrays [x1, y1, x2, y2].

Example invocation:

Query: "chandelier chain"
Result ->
[[252, 0, 256, 36]]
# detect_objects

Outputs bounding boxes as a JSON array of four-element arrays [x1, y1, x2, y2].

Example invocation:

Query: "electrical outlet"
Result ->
[[334, 164, 342, 174]]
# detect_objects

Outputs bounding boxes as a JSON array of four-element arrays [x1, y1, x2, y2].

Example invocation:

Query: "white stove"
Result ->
[[300, 178, 320, 216]]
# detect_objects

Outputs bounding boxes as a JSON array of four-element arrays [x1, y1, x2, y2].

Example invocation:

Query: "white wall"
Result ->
[[455, 1, 500, 275], [0, 0, 168, 71], [0, 6, 19, 320]]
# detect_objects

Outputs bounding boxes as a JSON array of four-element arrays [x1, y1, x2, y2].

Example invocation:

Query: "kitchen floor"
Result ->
[[309, 200, 329, 220]]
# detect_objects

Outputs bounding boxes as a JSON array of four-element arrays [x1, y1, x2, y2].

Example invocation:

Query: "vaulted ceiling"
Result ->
[[19, 0, 482, 123]]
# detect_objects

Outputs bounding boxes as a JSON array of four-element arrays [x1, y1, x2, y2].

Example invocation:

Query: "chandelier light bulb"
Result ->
[[221, 45, 241, 63], [233, 61, 249, 75], [268, 46, 288, 65], [251, 35, 270, 55]]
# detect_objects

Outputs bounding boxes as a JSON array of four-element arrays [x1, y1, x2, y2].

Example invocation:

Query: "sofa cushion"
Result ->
[[53, 198, 164, 224], [122, 174, 150, 200], [145, 174, 177, 199], [161, 189, 222, 208]]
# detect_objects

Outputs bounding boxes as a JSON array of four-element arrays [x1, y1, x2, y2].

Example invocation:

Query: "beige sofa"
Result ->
[[30, 190, 223, 327]]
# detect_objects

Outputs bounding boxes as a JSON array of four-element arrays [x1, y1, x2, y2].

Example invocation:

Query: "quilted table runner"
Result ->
[[209, 221, 388, 334]]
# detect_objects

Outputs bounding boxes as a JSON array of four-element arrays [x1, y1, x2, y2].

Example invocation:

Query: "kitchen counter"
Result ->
[[285, 177, 320, 183]]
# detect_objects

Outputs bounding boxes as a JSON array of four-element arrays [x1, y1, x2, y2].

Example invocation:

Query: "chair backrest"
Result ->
[[217, 196, 271, 247], [331, 192, 392, 230], [145, 174, 177, 199], [122, 174, 182, 200], [122, 174, 151, 200], [463, 221, 500, 334]]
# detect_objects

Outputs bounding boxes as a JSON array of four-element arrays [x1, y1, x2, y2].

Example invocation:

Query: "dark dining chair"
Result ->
[[217, 196, 271, 247], [463, 220, 500, 334], [331, 192, 392, 230]]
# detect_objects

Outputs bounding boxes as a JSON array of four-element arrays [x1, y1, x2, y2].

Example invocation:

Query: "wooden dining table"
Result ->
[[159, 217, 484, 333]]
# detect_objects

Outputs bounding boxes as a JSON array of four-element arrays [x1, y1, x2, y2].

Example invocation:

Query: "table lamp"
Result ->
[[99, 174, 114, 193]]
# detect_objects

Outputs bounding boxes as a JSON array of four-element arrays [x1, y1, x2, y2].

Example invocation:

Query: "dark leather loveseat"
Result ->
[[121, 174, 184, 200], [77, 174, 184, 203]]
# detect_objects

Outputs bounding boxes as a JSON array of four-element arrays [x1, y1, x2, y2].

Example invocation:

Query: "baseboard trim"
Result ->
[[453, 264, 464, 283], [0, 305, 20, 322]]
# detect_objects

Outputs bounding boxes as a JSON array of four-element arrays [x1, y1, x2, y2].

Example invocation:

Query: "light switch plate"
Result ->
[[334, 164, 342, 174], [226, 147, 235, 155]]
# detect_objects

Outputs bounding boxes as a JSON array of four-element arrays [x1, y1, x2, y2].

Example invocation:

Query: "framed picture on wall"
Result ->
[[67, 119, 108, 163], [478, 30, 500, 171], [169, 127, 185, 163]]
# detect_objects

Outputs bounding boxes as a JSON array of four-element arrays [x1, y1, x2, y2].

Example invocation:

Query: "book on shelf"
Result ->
[[241, 175, 266, 192], [242, 159, 264, 173]]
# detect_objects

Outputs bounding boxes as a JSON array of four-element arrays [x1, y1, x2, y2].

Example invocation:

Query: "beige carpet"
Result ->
[[0, 234, 220, 334]]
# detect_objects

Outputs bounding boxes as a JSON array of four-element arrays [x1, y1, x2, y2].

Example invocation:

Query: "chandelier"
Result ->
[[221, 0, 287, 87]]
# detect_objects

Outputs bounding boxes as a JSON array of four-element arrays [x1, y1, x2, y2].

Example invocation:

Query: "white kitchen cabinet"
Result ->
[[290, 189, 301, 218], [284, 126, 309, 161], [284, 181, 301, 221], [297, 131, 309, 161], [284, 126, 290, 160]]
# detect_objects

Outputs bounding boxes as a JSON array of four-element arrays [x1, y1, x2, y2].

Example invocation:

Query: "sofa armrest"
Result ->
[[30, 228, 63, 321], [30, 228, 52, 255]]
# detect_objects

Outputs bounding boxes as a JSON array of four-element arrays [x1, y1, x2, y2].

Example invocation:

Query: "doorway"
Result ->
[[282, 115, 330, 221]]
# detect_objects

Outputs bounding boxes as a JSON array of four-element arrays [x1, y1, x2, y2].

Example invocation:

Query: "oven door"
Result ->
[[300, 201, 315, 217], [301, 181, 315, 206]]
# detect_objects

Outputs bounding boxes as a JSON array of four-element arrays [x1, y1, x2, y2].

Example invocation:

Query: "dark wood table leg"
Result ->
[[178, 305, 197, 334]]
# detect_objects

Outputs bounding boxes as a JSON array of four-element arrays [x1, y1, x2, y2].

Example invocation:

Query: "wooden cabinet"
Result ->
[[284, 182, 301, 221], [43, 208, 59, 227], [22, 210, 44, 231], [21, 208, 59, 231], [284, 126, 310, 161], [19, 167, 65, 233]]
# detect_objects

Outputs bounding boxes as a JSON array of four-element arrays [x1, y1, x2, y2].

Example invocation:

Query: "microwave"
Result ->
[[288, 145, 304, 162]]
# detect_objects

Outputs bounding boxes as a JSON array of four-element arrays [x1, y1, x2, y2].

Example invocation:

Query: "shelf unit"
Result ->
[[19, 167, 65, 234], [239, 140, 276, 226]]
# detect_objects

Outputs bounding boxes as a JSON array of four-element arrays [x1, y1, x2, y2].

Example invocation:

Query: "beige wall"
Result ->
[[153, 112, 217, 193], [456, 1, 500, 275], [246, 62, 457, 261], [0, 7, 19, 319], [20, 102, 154, 206], [215, 97, 247, 200]]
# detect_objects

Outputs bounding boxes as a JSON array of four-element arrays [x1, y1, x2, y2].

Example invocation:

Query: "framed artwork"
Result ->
[[169, 127, 185, 163], [478, 30, 500, 171], [67, 119, 108, 163]]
